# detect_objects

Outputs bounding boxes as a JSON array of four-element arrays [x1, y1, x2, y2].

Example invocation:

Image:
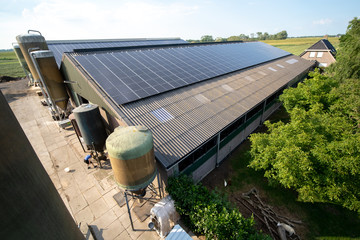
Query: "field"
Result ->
[[261, 37, 340, 55], [0, 51, 26, 78]]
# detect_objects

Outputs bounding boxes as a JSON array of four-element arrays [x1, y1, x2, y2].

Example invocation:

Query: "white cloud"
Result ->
[[313, 18, 333, 25], [1, 0, 199, 48]]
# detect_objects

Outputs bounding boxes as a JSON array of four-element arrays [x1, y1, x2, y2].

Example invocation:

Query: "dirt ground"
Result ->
[[0, 77, 33, 102], [201, 135, 308, 239]]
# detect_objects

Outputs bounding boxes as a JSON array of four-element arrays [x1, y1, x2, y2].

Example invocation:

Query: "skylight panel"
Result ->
[[286, 59, 298, 64], [258, 71, 267, 76], [245, 76, 254, 81], [268, 67, 277, 72], [276, 64, 285, 68], [151, 108, 174, 123], [222, 84, 234, 92], [195, 94, 211, 104]]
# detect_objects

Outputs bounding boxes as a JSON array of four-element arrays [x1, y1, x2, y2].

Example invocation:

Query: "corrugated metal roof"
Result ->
[[119, 55, 315, 169]]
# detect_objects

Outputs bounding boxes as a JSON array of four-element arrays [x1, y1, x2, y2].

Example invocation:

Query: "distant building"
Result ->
[[300, 39, 336, 68]]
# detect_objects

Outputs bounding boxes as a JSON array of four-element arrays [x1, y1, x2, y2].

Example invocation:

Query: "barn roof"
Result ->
[[65, 42, 315, 169], [117, 55, 314, 168]]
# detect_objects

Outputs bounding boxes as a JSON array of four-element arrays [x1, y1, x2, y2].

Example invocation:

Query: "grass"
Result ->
[[228, 106, 360, 240], [261, 37, 340, 56], [0, 51, 26, 78]]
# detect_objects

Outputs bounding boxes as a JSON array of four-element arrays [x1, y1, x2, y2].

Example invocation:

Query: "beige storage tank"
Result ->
[[13, 43, 31, 73], [31, 50, 69, 110], [16, 33, 48, 81], [106, 126, 156, 192]]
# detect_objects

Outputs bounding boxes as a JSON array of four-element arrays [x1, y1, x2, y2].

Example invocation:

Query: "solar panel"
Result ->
[[73, 42, 291, 105], [47, 39, 188, 67]]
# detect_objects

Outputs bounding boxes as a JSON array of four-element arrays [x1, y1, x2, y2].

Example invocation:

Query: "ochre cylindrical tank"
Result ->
[[16, 33, 48, 81], [13, 43, 30, 73], [106, 126, 156, 192], [31, 50, 69, 110], [73, 104, 107, 151]]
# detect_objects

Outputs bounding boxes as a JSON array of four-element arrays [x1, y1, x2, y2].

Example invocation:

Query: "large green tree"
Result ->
[[249, 18, 360, 212], [328, 17, 360, 81]]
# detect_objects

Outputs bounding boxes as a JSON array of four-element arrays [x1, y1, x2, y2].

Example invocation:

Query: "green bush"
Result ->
[[166, 175, 270, 240]]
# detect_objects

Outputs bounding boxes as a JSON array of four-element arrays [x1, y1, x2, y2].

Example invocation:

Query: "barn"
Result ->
[[55, 40, 315, 182]]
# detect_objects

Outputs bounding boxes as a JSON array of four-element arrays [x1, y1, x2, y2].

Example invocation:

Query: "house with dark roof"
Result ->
[[300, 39, 336, 67], [59, 41, 315, 182]]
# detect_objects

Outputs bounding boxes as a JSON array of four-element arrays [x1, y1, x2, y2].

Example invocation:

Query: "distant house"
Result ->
[[300, 39, 336, 68]]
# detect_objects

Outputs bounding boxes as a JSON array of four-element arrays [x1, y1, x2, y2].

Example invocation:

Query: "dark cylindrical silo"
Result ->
[[72, 103, 107, 151]]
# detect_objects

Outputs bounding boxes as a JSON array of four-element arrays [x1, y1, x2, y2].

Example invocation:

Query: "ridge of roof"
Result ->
[[299, 39, 336, 57], [307, 39, 336, 51], [46, 37, 185, 45], [71, 40, 244, 54]]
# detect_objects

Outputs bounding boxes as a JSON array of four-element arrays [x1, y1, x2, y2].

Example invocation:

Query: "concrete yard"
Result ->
[[1, 78, 193, 240]]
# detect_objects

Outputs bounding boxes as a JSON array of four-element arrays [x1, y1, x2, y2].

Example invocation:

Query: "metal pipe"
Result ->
[[216, 133, 221, 167], [156, 170, 162, 198], [28, 29, 42, 35], [124, 191, 135, 231]]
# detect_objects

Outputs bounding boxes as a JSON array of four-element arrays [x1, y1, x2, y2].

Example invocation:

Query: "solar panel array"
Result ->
[[47, 39, 188, 66], [73, 42, 291, 105]]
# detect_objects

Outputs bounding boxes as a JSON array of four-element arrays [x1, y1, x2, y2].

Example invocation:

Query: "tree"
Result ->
[[200, 35, 214, 42], [328, 17, 360, 81], [249, 18, 360, 213], [215, 37, 227, 42], [227, 35, 242, 41], [239, 34, 249, 40], [249, 70, 360, 212], [263, 32, 270, 40], [275, 30, 288, 40]]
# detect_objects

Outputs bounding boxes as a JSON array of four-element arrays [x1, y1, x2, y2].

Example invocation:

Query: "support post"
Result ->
[[124, 191, 135, 231]]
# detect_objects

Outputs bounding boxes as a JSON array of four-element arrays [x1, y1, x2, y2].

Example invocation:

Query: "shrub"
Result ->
[[166, 175, 270, 240]]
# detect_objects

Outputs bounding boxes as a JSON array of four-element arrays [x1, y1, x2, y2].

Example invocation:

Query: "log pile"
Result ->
[[235, 188, 302, 240]]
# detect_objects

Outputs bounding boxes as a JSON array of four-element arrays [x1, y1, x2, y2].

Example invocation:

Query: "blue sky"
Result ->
[[1, 0, 359, 49]]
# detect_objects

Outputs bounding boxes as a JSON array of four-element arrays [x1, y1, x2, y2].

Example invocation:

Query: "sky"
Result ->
[[1, 0, 359, 49]]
